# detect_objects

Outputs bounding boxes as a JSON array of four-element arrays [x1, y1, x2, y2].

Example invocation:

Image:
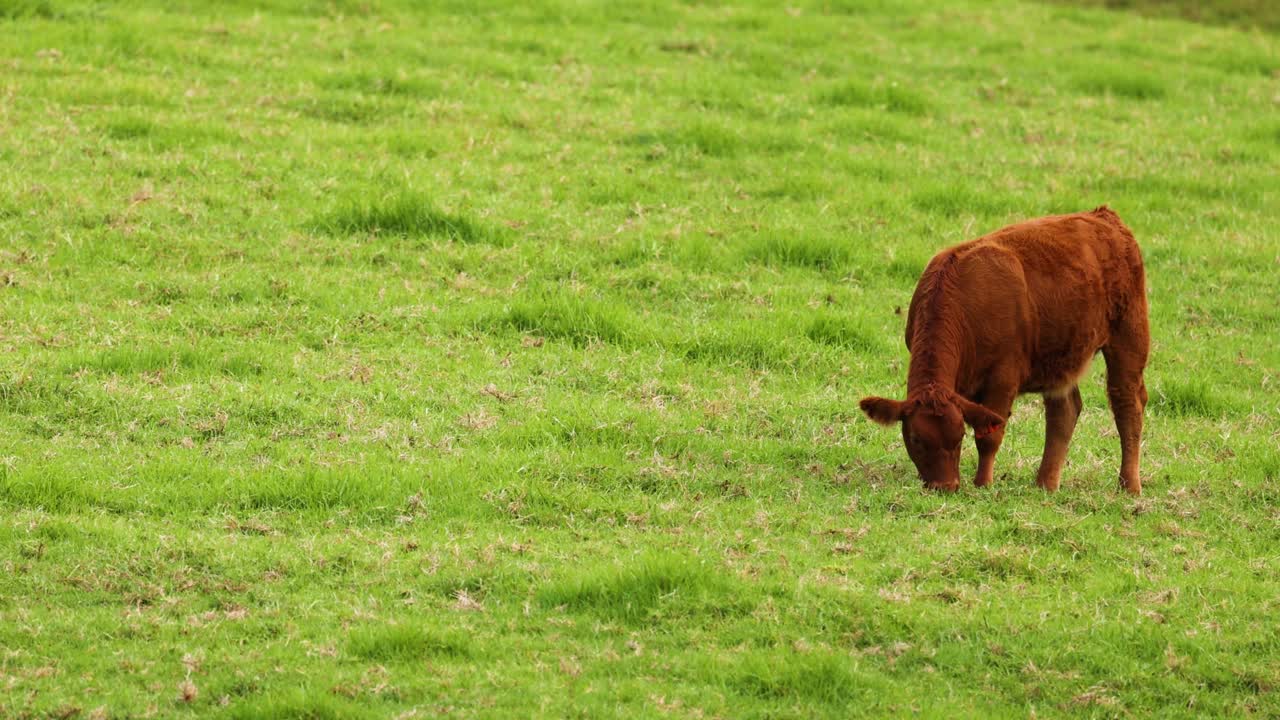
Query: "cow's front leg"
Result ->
[[974, 430, 1003, 488], [972, 389, 1016, 488], [1036, 386, 1082, 492]]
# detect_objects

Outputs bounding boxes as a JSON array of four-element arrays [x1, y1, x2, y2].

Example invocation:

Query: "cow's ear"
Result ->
[[860, 396, 905, 426], [957, 397, 1004, 438]]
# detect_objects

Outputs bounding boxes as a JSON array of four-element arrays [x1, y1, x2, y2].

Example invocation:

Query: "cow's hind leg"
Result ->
[[1036, 386, 1082, 492], [1103, 313, 1150, 495]]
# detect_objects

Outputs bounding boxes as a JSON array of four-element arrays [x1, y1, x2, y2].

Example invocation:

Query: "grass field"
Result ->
[[1, 0, 1278, 717], [1054, 0, 1280, 32]]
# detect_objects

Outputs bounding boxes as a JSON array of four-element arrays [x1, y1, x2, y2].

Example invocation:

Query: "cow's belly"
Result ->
[[1022, 344, 1103, 395]]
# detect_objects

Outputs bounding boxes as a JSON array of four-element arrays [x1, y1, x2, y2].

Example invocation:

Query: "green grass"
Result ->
[[537, 552, 752, 623], [1048, 0, 1280, 32], [312, 190, 502, 244], [347, 625, 473, 661], [2, 0, 1279, 718], [819, 80, 932, 116]]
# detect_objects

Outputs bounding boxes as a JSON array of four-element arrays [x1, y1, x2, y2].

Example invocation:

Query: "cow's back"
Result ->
[[978, 206, 1143, 327], [911, 207, 1144, 395]]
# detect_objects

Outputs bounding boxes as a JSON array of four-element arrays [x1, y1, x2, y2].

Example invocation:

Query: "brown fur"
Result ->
[[861, 207, 1150, 494]]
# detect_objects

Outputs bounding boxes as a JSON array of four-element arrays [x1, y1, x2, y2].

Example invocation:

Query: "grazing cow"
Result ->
[[860, 206, 1149, 494]]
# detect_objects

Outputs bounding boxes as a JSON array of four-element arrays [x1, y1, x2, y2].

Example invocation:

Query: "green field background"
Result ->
[[1, 0, 1278, 717]]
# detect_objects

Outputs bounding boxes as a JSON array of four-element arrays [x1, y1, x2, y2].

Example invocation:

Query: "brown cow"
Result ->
[[860, 206, 1149, 494]]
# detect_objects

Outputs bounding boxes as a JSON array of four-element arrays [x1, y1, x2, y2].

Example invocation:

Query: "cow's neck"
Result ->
[[905, 253, 969, 397], [906, 324, 966, 397]]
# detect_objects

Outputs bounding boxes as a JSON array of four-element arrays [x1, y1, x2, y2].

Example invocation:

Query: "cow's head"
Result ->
[[859, 389, 1003, 491]]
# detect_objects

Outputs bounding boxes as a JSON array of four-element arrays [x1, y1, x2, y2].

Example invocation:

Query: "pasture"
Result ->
[[1, 0, 1278, 717]]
